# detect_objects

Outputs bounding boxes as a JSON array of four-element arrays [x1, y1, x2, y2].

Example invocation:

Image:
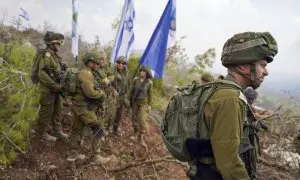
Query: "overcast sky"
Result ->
[[1, 0, 300, 78]]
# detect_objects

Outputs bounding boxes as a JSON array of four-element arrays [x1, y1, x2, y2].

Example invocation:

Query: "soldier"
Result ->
[[35, 31, 68, 141], [67, 52, 110, 164], [93, 52, 117, 129], [187, 32, 278, 179], [244, 87, 273, 120], [129, 66, 153, 141], [109, 56, 130, 135]]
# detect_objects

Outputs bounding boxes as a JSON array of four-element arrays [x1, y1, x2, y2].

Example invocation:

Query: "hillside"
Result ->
[[0, 25, 300, 180]]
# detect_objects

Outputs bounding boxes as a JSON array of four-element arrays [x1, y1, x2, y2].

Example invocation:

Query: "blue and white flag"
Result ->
[[18, 7, 30, 29], [139, 0, 176, 78], [72, 0, 79, 58], [19, 7, 30, 21], [110, 0, 135, 63]]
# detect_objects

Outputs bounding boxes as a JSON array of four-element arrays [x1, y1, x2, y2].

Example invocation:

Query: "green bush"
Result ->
[[0, 42, 39, 166]]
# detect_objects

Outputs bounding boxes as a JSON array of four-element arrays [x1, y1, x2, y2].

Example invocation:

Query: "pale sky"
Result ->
[[1, 0, 300, 77]]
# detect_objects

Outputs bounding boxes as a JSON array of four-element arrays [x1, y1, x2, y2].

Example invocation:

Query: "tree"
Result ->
[[0, 8, 8, 27], [188, 48, 215, 76], [0, 42, 39, 166]]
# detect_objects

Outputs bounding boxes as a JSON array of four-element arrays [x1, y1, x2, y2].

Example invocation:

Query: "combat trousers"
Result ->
[[104, 88, 117, 128], [112, 98, 125, 129], [70, 105, 105, 156], [131, 103, 148, 134], [38, 91, 62, 134]]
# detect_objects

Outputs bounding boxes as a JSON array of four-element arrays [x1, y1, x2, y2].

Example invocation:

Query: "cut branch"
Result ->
[[0, 131, 25, 154], [106, 157, 173, 172]]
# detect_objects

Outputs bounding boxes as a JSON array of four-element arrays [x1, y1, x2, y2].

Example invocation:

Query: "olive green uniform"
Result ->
[[203, 75, 249, 180], [70, 66, 106, 155], [129, 77, 153, 134], [111, 66, 129, 130], [93, 65, 117, 127], [188, 32, 278, 180], [37, 47, 63, 135]]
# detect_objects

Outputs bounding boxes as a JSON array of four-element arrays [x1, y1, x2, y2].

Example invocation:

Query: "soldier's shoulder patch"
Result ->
[[238, 91, 247, 104], [45, 52, 51, 57]]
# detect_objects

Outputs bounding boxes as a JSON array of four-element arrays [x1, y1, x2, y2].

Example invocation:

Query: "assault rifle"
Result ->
[[42, 65, 67, 99], [87, 81, 104, 111]]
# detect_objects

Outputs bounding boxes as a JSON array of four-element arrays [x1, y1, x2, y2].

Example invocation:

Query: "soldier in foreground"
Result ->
[[33, 31, 68, 141], [192, 32, 277, 179], [67, 53, 110, 164], [129, 66, 153, 142], [162, 32, 278, 180], [109, 56, 130, 136]]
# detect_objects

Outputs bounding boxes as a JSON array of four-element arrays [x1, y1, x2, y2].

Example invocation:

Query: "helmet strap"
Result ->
[[250, 64, 256, 81], [229, 64, 258, 88]]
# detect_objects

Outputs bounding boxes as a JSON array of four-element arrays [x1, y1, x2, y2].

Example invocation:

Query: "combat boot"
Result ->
[[54, 130, 69, 142], [55, 130, 69, 139], [67, 150, 86, 162], [107, 125, 113, 134], [91, 154, 110, 164], [42, 132, 57, 141], [112, 127, 121, 136]]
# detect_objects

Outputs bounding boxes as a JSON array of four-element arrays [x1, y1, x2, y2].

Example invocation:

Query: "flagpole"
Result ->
[[110, 0, 128, 64], [132, 64, 141, 80], [75, 56, 78, 67]]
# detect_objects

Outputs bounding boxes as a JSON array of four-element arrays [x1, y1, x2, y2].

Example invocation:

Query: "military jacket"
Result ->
[[71, 66, 105, 106], [129, 77, 153, 106], [203, 75, 249, 180], [37, 47, 62, 92]]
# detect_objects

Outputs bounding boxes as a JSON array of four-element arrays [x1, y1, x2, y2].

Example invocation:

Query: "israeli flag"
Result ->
[[139, 0, 176, 78], [19, 7, 30, 21], [72, 0, 79, 58], [110, 0, 135, 63], [18, 7, 30, 29]]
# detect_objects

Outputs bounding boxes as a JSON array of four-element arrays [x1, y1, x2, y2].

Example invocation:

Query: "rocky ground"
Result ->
[[0, 107, 299, 180]]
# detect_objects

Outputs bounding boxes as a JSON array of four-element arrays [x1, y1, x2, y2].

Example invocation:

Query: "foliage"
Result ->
[[188, 48, 215, 75], [0, 42, 39, 166]]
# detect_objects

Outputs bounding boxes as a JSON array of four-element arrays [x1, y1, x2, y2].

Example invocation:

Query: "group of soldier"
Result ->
[[32, 30, 300, 179], [33, 31, 153, 164]]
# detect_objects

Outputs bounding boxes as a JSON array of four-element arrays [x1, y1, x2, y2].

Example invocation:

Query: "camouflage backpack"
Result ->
[[161, 79, 241, 162], [63, 68, 79, 95], [31, 49, 45, 84]]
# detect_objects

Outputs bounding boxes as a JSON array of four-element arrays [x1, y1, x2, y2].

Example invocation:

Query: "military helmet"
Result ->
[[201, 73, 214, 82], [116, 56, 127, 64], [99, 51, 107, 60], [44, 31, 65, 45], [82, 53, 100, 64], [139, 65, 152, 78], [244, 87, 258, 102], [221, 32, 278, 67]]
